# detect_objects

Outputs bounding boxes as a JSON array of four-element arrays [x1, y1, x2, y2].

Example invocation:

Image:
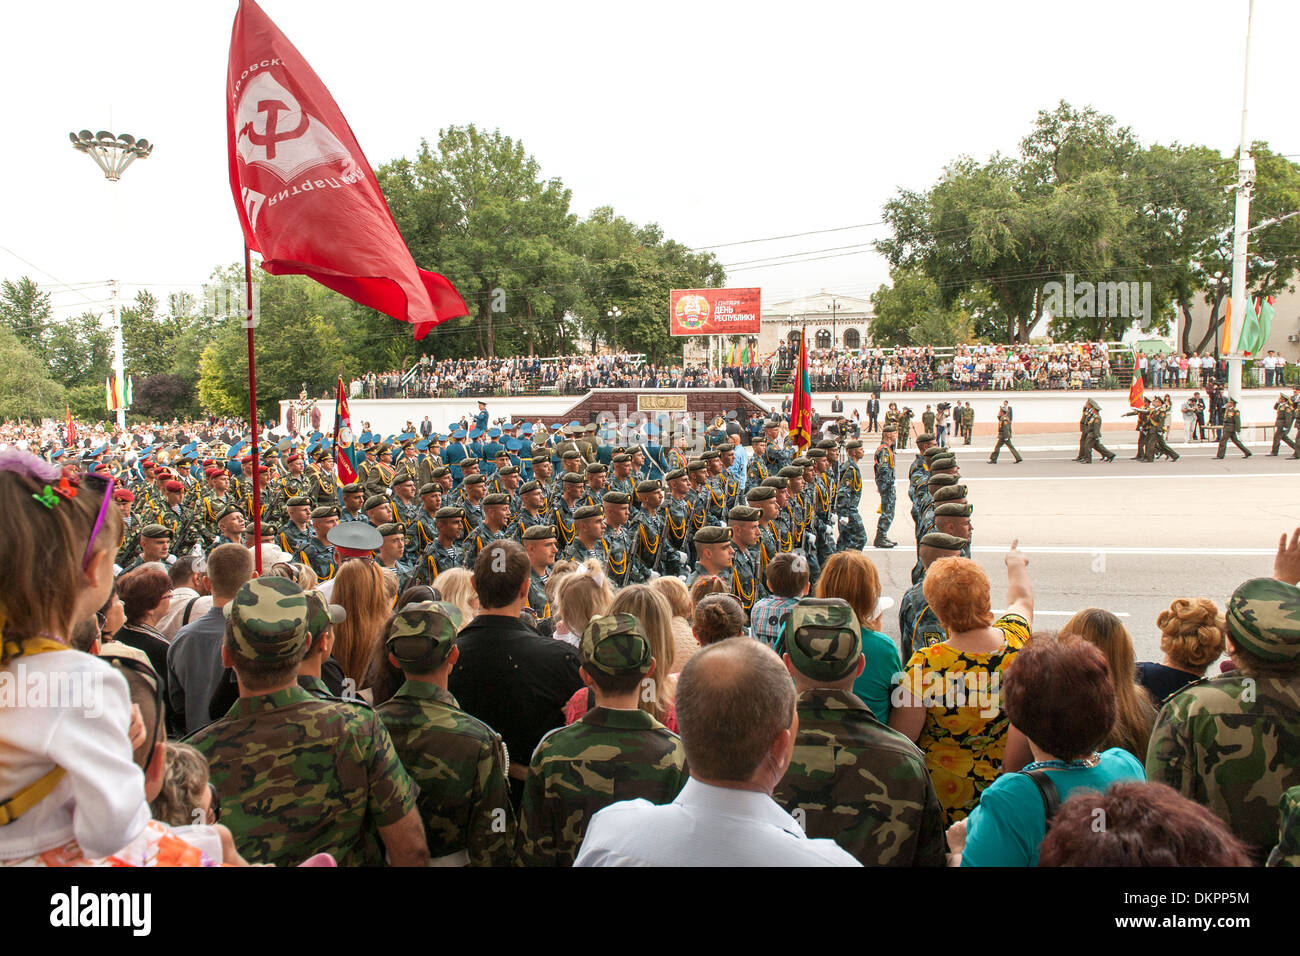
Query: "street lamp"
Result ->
[[1209, 272, 1229, 360], [69, 129, 154, 430], [827, 297, 841, 352], [607, 306, 623, 353]]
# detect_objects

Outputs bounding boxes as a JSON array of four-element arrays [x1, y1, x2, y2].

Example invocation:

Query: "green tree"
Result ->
[[0, 327, 65, 420], [0, 276, 53, 358]]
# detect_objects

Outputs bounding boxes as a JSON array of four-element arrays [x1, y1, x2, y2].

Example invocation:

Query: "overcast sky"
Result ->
[[2, 0, 1294, 324]]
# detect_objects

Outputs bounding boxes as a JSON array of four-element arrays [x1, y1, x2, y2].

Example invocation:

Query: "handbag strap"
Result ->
[[1018, 768, 1061, 821]]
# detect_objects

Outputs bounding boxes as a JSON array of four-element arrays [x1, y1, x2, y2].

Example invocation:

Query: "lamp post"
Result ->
[[70, 129, 154, 430], [1226, 0, 1255, 403], [607, 306, 623, 354], [827, 297, 841, 352]]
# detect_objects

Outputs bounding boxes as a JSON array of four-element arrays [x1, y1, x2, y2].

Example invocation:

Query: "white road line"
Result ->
[[970, 545, 1274, 556]]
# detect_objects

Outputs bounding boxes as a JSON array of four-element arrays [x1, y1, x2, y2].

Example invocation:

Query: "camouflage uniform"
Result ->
[[413, 540, 463, 587], [298, 537, 337, 581], [834, 455, 866, 552], [1268, 785, 1300, 867], [515, 614, 688, 867], [897, 579, 946, 662], [874, 443, 895, 544], [461, 525, 511, 569], [278, 520, 313, 558], [378, 681, 515, 867]]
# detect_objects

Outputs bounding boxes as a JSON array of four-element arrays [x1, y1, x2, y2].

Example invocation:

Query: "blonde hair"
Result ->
[[649, 575, 691, 619], [331, 560, 391, 684], [556, 561, 613, 640], [151, 742, 210, 827], [434, 568, 479, 630], [1157, 599, 1226, 672], [545, 560, 581, 611], [609, 584, 675, 721], [1060, 609, 1155, 761]]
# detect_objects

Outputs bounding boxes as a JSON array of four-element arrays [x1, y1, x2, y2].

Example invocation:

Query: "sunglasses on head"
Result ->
[[79, 470, 116, 572]]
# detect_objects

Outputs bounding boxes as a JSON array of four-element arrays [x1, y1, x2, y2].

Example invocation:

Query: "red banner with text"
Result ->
[[669, 287, 761, 336]]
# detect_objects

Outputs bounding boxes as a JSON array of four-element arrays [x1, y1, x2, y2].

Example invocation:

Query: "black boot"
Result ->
[[874, 537, 896, 549]]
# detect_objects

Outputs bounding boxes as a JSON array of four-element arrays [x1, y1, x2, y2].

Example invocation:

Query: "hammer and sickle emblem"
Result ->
[[244, 99, 309, 159]]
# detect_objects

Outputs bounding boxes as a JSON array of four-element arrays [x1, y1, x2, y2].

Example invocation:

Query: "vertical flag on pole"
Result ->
[[333, 375, 358, 485], [65, 406, 76, 447], [789, 329, 813, 451], [1220, 299, 1233, 355], [1128, 350, 1145, 408]]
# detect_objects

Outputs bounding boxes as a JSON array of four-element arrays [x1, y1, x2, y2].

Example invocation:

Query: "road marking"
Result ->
[[957, 472, 1296, 483], [971, 545, 1274, 556]]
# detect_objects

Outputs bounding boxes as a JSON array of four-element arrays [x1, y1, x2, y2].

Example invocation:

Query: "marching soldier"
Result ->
[[631, 478, 682, 579], [1147, 397, 1181, 462], [1270, 392, 1298, 456], [835, 439, 867, 552], [552, 473, 587, 551], [1215, 398, 1252, 459], [874, 426, 898, 549], [988, 407, 1022, 464], [461, 493, 513, 569], [511, 480, 550, 541], [601, 491, 647, 587], [898, 531, 967, 660], [686, 525, 735, 587], [748, 485, 786, 585]]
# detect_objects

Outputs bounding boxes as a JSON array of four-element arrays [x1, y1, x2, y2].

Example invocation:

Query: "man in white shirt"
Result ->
[[574, 639, 860, 867]]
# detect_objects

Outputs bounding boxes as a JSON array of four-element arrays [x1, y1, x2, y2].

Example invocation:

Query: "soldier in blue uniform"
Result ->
[[874, 426, 898, 549], [835, 440, 867, 552]]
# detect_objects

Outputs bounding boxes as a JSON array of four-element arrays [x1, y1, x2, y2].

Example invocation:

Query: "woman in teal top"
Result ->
[[951, 635, 1145, 866], [815, 553, 899, 723]]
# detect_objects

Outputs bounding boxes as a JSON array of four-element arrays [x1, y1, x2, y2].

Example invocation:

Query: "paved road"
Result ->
[[851, 435, 1299, 663]]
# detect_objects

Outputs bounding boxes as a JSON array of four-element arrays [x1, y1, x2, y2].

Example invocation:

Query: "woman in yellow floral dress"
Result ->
[[890, 544, 1034, 822]]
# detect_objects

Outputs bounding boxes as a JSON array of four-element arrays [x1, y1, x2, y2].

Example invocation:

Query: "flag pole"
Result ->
[[245, 244, 263, 574]]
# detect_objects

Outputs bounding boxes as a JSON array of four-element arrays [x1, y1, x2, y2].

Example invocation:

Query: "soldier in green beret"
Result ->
[[190, 578, 426, 866], [377, 601, 515, 867], [340, 482, 368, 523], [774, 597, 947, 866], [363, 493, 394, 527], [410, 482, 444, 559], [522, 524, 558, 618], [376, 522, 415, 590], [412, 507, 466, 587], [552, 472, 587, 552], [602, 490, 648, 586], [298, 505, 340, 581], [874, 426, 898, 549], [897, 532, 968, 660], [564, 504, 608, 567], [687, 525, 735, 587], [462, 493, 513, 569], [212, 504, 247, 549], [835, 439, 867, 553], [459, 473, 489, 532], [516, 613, 687, 866], [728, 505, 764, 615], [511, 480, 550, 542], [120, 523, 174, 573], [278, 495, 315, 557], [1147, 567, 1300, 863]]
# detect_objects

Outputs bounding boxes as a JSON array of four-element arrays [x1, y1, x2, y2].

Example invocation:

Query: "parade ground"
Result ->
[[865, 432, 1299, 662]]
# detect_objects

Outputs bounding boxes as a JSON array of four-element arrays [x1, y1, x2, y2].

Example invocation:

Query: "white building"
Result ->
[[682, 291, 874, 363]]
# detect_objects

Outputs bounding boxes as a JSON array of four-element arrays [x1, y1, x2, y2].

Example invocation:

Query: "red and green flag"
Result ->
[[789, 329, 813, 450], [1128, 351, 1145, 409], [332, 375, 358, 485]]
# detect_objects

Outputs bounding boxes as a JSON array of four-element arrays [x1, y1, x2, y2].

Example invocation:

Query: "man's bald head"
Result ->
[[675, 639, 795, 784]]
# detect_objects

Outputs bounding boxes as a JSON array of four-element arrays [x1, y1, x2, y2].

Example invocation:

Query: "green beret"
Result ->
[[929, 473, 959, 489], [435, 506, 464, 520], [464, 474, 486, 486], [882, 426, 898, 435], [363, 495, 390, 512], [393, 474, 414, 486], [215, 504, 244, 523], [687, 461, 707, 473], [522, 524, 557, 541], [141, 523, 173, 539], [765, 419, 782, 429], [920, 532, 969, 552], [612, 454, 631, 464], [482, 493, 511, 507], [923, 446, 948, 459], [635, 479, 662, 495], [311, 505, 340, 519], [224, 577, 310, 664], [375, 521, 405, 538], [430, 467, 450, 479], [846, 440, 862, 450], [586, 463, 607, 474], [807, 448, 827, 460], [581, 613, 652, 677], [286, 495, 312, 507], [746, 485, 776, 502], [562, 450, 583, 459], [932, 485, 968, 503], [777, 466, 803, 479], [602, 491, 631, 505], [694, 525, 733, 545], [460, 458, 480, 469], [419, 483, 441, 496], [791, 457, 812, 468], [386, 600, 462, 671], [519, 480, 542, 495], [664, 469, 687, 481], [930, 456, 958, 470], [816, 439, 838, 450], [498, 465, 520, 477], [784, 598, 863, 681], [342, 482, 364, 494], [1226, 578, 1300, 662], [763, 476, 789, 490], [728, 506, 762, 523], [934, 502, 973, 518], [917, 433, 937, 444], [574, 505, 603, 521], [304, 589, 345, 638], [561, 472, 586, 484], [531, 454, 550, 465], [700, 450, 720, 461]]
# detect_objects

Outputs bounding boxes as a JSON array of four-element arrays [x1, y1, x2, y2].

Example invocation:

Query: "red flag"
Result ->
[[789, 329, 813, 451], [1128, 353, 1145, 409], [333, 376, 358, 485], [226, 0, 468, 339], [65, 406, 76, 447]]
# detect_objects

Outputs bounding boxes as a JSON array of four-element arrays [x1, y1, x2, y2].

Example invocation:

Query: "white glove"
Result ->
[[839, 516, 849, 526], [647, 571, 660, 580], [678, 551, 689, 565], [829, 512, 839, 525], [808, 533, 818, 546]]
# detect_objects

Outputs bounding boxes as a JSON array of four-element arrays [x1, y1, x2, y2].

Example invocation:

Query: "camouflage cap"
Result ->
[[602, 491, 631, 505], [435, 506, 464, 520], [342, 482, 364, 494], [286, 495, 312, 508], [419, 482, 441, 497], [561, 472, 586, 484], [224, 577, 310, 664], [141, 523, 173, 539], [303, 588, 346, 638], [664, 468, 687, 482], [777, 466, 803, 479], [363, 494, 390, 512], [581, 613, 652, 677], [522, 524, 556, 541], [694, 525, 733, 545], [934, 502, 973, 518], [375, 522, 405, 537], [635, 479, 662, 495], [310, 504, 340, 519], [728, 505, 762, 523], [482, 493, 511, 507], [784, 598, 863, 681], [932, 485, 968, 503], [1225, 578, 1300, 662], [386, 600, 462, 671], [746, 485, 776, 502], [574, 504, 603, 521], [920, 531, 969, 552], [519, 480, 542, 495]]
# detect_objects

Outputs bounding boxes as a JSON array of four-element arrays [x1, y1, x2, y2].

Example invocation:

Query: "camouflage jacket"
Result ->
[[774, 688, 947, 867], [1268, 785, 1300, 867], [190, 685, 419, 867], [377, 680, 515, 867], [1146, 673, 1300, 864], [413, 540, 463, 587], [515, 706, 688, 867], [898, 579, 946, 661], [461, 524, 511, 569]]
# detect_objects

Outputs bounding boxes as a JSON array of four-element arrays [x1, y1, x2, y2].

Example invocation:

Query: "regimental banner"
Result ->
[[637, 394, 689, 412], [670, 288, 761, 336]]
